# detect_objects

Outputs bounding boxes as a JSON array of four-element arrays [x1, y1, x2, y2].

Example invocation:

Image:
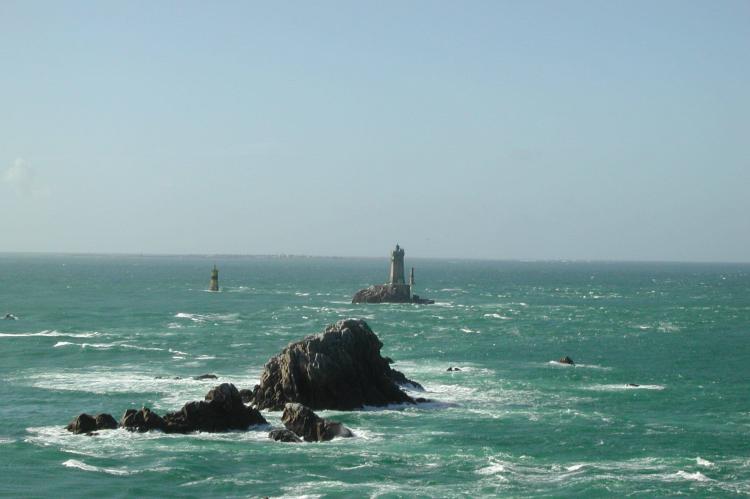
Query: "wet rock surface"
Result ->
[[281, 403, 353, 442], [253, 319, 421, 410], [351, 284, 434, 304], [66, 413, 118, 434], [162, 383, 267, 433], [268, 428, 302, 443]]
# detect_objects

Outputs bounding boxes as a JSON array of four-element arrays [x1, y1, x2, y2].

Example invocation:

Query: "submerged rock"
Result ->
[[193, 374, 218, 380], [66, 413, 117, 434], [268, 428, 302, 443], [253, 319, 422, 410], [447, 366, 461, 372], [281, 403, 353, 442], [558, 356, 575, 365]]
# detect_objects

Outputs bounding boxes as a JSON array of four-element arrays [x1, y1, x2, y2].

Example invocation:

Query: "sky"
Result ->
[[1, 1, 748, 261]]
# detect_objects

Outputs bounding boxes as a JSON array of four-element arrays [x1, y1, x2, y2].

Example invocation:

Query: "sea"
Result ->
[[0, 254, 748, 498]]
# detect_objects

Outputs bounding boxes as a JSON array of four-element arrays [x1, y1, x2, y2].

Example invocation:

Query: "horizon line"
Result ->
[[0, 250, 748, 266]]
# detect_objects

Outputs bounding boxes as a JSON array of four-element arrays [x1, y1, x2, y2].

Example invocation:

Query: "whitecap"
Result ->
[[566, 463, 587, 471], [583, 384, 665, 391], [674, 470, 712, 482], [476, 463, 507, 475], [62, 459, 170, 476], [0, 437, 15, 445], [0, 330, 100, 339], [483, 313, 512, 320], [696, 457, 715, 468], [62, 459, 133, 476]]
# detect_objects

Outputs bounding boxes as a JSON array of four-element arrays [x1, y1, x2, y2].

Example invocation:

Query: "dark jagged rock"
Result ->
[[239, 388, 254, 404], [66, 413, 116, 434], [268, 428, 302, 443], [121, 408, 166, 432], [627, 383, 640, 387], [163, 383, 267, 433], [281, 403, 353, 442], [351, 284, 434, 304], [253, 319, 421, 410], [447, 366, 461, 372], [193, 374, 218, 380], [95, 413, 118, 430], [558, 356, 575, 365]]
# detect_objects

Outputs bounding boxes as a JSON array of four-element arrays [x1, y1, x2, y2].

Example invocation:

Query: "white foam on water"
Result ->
[[583, 384, 665, 391], [673, 470, 712, 482], [476, 462, 507, 475], [566, 463, 587, 472], [173, 312, 241, 324], [460, 327, 478, 334], [696, 457, 715, 468], [546, 361, 611, 371], [62, 458, 173, 476], [53, 341, 165, 352], [657, 321, 681, 333], [295, 292, 310, 296], [483, 313, 512, 320], [19, 369, 259, 407], [0, 330, 100, 338], [0, 437, 15, 445]]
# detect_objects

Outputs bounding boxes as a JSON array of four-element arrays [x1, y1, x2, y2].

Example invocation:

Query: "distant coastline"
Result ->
[[0, 251, 748, 265]]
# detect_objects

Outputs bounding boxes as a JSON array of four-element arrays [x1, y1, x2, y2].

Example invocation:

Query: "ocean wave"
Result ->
[[0, 330, 100, 339], [0, 437, 15, 445], [583, 384, 665, 391], [19, 369, 259, 405], [696, 457, 715, 468], [547, 361, 611, 370], [173, 312, 241, 324], [53, 341, 165, 352], [483, 313, 512, 320], [672, 470, 712, 482]]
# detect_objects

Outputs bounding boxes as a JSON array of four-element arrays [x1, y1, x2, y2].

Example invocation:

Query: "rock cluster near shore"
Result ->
[[68, 383, 268, 435], [65, 319, 422, 442], [252, 319, 422, 411]]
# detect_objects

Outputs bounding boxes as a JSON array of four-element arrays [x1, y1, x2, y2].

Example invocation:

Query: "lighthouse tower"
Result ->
[[209, 265, 219, 292], [389, 244, 406, 285]]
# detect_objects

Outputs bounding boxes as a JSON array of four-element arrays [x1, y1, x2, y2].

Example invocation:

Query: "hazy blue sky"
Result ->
[[1, 1, 748, 261]]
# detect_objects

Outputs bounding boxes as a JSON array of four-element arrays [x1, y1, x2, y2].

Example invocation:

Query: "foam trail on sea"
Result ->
[[0, 330, 100, 338]]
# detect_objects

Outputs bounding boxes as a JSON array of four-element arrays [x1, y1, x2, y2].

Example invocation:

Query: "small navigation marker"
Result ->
[[209, 265, 219, 292]]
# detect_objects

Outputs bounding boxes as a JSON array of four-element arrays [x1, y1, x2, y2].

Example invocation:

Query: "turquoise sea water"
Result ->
[[0, 254, 748, 497]]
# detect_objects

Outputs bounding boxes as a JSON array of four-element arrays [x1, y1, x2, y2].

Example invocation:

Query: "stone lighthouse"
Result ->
[[209, 265, 219, 292], [389, 244, 406, 285]]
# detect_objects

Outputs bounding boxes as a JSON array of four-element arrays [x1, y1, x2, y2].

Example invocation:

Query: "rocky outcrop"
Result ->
[[253, 319, 422, 410], [351, 284, 434, 304], [268, 428, 302, 443], [281, 403, 352, 442], [121, 407, 166, 432], [239, 388, 254, 404], [118, 383, 266, 434], [558, 356, 575, 365], [162, 383, 267, 433], [66, 413, 118, 434]]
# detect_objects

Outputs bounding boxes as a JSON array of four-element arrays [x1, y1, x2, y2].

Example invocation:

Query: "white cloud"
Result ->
[[2, 158, 49, 197]]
